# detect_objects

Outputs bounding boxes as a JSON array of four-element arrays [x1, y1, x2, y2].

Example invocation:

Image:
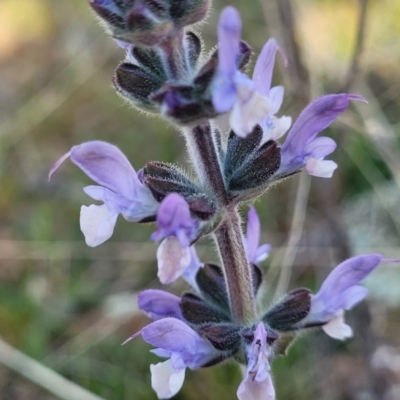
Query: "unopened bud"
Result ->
[[90, 0, 211, 47], [263, 288, 311, 332]]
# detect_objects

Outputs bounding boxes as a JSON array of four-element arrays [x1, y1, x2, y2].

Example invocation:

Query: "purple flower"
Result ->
[[151, 193, 198, 246], [212, 7, 289, 138], [138, 289, 183, 321], [251, 41, 291, 144], [181, 246, 203, 289], [212, 7, 364, 177], [245, 206, 271, 265], [279, 94, 365, 178], [212, 8, 272, 137], [49, 141, 158, 247], [237, 323, 275, 400], [125, 318, 219, 399], [151, 193, 199, 284], [302, 254, 385, 339]]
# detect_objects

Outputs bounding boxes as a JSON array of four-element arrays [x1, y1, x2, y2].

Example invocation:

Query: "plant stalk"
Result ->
[[185, 122, 228, 203], [186, 122, 256, 324], [214, 209, 256, 324]]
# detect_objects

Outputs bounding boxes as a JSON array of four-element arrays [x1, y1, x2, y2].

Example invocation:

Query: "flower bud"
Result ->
[[113, 46, 166, 112], [143, 161, 218, 220], [90, 0, 211, 47], [263, 288, 311, 332], [224, 126, 281, 202]]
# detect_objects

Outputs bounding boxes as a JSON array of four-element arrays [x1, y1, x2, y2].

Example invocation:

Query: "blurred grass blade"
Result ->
[[0, 336, 106, 400]]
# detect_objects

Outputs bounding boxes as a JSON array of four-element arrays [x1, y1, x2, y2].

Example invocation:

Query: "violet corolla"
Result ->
[[212, 7, 288, 138], [153, 205, 270, 287], [151, 193, 200, 284], [124, 318, 219, 399], [237, 323, 275, 400], [49, 141, 158, 246], [300, 254, 391, 339], [138, 290, 183, 321], [244, 206, 271, 265], [212, 7, 365, 179], [278, 94, 365, 178]]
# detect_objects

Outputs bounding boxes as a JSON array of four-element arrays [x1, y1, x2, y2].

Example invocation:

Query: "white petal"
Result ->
[[270, 116, 292, 141], [150, 359, 186, 399], [80, 204, 118, 247], [230, 82, 271, 137], [157, 237, 191, 284], [322, 311, 353, 340], [305, 158, 337, 178], [237, 372, 275, 400]]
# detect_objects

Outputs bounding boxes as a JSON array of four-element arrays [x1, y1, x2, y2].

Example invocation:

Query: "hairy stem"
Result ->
[[214, 209, 256, 324], [184, 122, 228, 203], [186, 122, 256, 324]]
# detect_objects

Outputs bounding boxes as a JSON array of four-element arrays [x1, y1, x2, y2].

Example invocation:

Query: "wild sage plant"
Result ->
[[50, 1, 391, 399]]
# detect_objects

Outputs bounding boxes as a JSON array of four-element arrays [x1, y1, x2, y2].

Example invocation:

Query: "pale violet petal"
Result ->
[[181, 247, 203, 290], [156, 237, 192, 284], [70, 141, 139, 199], [254, 244, 271, 264], [212, 74, 237, 113], [237, 372, 275, 400], [305, 158, 337, 178], [322, 310, 353, 340], [245, 206, 261, 263], [269, 86, 284, 115], [138, 290, 183, 321], [270, 116, 292, 141], [123, 187, 159, 221], [83, 185, 131, 214], [80, 204, 118, 247], [212, 7, 241, 113], [342, 285, 369, 311], [217, 7, 241, 77], [230, 78, 271, 137], [48, 151, 71, 180], [304, 136, 337, 159], [238, 323, 275, 400], [252, 38, 277, 96], [282, 94, 352, 160], [140, 318, 217, 367], [150, 359, 186, 399], [317, 254, 382, 304], [151, 194, 198, 246]]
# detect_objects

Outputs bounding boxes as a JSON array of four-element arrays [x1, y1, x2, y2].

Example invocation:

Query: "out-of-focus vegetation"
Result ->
[[1, 0, 400, 399]]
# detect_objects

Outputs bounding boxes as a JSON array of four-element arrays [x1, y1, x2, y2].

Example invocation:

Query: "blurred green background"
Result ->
[[1, 0, 400, 399]]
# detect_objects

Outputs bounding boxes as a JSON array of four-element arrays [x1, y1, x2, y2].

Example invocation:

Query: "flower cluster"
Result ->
[[49, 2, 394, 399], [127, 246, 387, 399]]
